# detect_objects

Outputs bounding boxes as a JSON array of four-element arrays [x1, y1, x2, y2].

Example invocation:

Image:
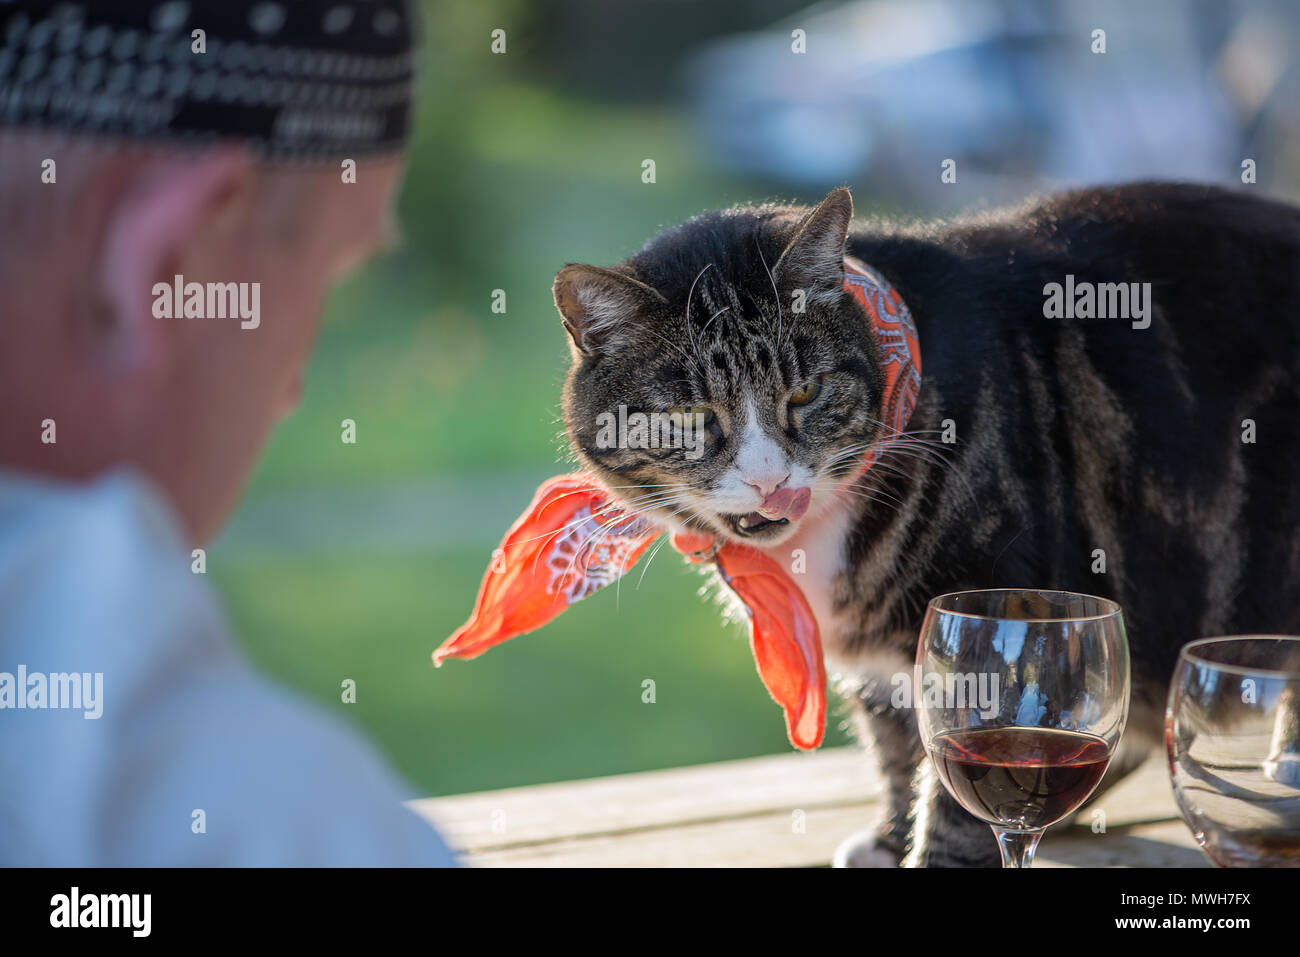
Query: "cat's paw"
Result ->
[[832, 829, 902, 868]]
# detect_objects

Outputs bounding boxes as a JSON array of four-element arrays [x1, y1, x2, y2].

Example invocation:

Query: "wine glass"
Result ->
[[916, 588, 1130, 867], [1167, 635, 1300, 867]]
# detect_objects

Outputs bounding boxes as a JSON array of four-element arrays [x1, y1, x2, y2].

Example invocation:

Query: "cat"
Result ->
[[551, 182, 1300, 867]]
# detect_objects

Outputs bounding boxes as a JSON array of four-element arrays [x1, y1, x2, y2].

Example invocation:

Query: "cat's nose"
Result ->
[[744, 472, 790, 500]]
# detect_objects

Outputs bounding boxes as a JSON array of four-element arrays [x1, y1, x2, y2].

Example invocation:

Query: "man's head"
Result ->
[[0, 1, 414, 541], [0, 134, 402, 541]]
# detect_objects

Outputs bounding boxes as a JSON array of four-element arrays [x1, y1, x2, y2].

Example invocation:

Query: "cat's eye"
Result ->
[[787, 377, 823, 407], [666, 406, 721, 443], [667, 406, 715, 427]]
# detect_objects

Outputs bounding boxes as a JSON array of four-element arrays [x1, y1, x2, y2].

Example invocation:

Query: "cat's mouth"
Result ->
[[721, 487, 813, 539], [724, 511, 791, 538]]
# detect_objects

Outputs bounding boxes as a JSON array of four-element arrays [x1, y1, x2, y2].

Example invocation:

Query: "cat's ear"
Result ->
[[553, 264, 667, 355], [773, 186, 853, 300]]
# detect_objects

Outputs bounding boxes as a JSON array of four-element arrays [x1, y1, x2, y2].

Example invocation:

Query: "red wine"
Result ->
[[931, 727, 1112, 830]]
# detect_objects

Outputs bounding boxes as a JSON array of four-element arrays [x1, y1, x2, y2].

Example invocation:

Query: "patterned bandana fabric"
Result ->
[[434, 258, 922, 750], [0, 1, 414, 160]]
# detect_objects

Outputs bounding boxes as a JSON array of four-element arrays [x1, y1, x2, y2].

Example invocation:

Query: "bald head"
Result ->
[[0, 130, 403, 542], [0, 1, 414, 541]]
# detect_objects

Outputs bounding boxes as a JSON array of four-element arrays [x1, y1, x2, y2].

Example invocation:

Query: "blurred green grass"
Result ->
[[216, 547, 850, 796], [211, 2, 854, 798]]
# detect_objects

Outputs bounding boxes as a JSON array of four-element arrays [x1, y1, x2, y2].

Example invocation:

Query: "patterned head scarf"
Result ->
[[0, 0, 415, 160]]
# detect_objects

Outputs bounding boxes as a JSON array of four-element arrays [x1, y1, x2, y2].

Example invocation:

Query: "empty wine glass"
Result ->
[[1167, 635, 1300, 867], [916, 588, 1130, 867]]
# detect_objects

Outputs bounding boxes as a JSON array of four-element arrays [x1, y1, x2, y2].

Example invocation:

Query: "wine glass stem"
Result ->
[[993, 828, 1043, 868]]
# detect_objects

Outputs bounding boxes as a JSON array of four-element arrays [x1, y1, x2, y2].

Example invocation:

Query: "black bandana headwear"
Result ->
[[0, 1, 415, 160]]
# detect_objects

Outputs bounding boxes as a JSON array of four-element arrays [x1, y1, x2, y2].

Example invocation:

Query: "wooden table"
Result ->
[[408, 747, 1210, 867]]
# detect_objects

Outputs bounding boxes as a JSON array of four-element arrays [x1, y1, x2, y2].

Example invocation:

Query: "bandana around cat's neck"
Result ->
[[434, 257, 921, 750]]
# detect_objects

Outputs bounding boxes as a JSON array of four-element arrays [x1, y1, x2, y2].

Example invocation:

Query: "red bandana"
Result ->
[[434, 258, 920, 750]]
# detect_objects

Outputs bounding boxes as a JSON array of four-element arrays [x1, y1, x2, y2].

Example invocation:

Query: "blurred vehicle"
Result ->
[[687, 0, 1300, 208]]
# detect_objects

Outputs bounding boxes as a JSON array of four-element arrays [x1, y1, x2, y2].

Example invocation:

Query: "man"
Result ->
[[0, 1, 456, 865]]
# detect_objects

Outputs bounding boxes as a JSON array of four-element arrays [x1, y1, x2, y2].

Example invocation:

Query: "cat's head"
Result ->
[[555, 187, 886, 546]]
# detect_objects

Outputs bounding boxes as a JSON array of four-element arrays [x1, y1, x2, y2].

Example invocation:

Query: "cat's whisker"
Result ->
[[685, 263, 711, 318], [632, 534, 672, 591], [819, 468, 910, 506], [589, 494, 702, 538], [755, 233, 785, 353], [620, 317, 704, 377], [865, 432, 959, 465], [820, 483, 901, 511], [624, 490, 696, 506], [576, 495, 699, 591], [822, 445, 869, 465], [502, 484, 697, 556], [555, 497, 668, 588], [559, 520, 617, 589], [683, 262, 714, 374], [834, 489, 903, 515], [815, 480, 903, 516], [824, 443, 876, 465], [854, 470, 918, 510], [697, 305, 730, 343], [527, 492, 683, 579], [872, 442, 978, 507], [631, 502, 701, 591], [850, 422, 971, 487]]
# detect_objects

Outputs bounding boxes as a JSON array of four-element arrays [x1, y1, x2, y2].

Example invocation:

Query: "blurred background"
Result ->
[[212, 0, 1300, 797]]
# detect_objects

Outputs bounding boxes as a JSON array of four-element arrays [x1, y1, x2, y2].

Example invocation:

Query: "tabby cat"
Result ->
[[552, 183, 1300, 866]]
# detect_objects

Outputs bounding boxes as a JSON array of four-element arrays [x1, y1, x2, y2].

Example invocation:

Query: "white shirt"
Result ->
[[0, 468, 457, 866]]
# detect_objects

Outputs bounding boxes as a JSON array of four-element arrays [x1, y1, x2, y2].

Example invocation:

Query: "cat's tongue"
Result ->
[[757, 486, 811, 522]]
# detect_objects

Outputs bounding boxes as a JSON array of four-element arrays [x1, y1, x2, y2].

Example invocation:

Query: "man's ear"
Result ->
[[94, 148, 253, 374], [553, 264, 666, 355], [773, 186, 853, 301]]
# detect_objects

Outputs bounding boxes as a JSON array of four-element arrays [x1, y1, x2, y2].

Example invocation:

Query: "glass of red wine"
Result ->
[[916, 589, 1130, 867], [1167, 636, 1300, 867]]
